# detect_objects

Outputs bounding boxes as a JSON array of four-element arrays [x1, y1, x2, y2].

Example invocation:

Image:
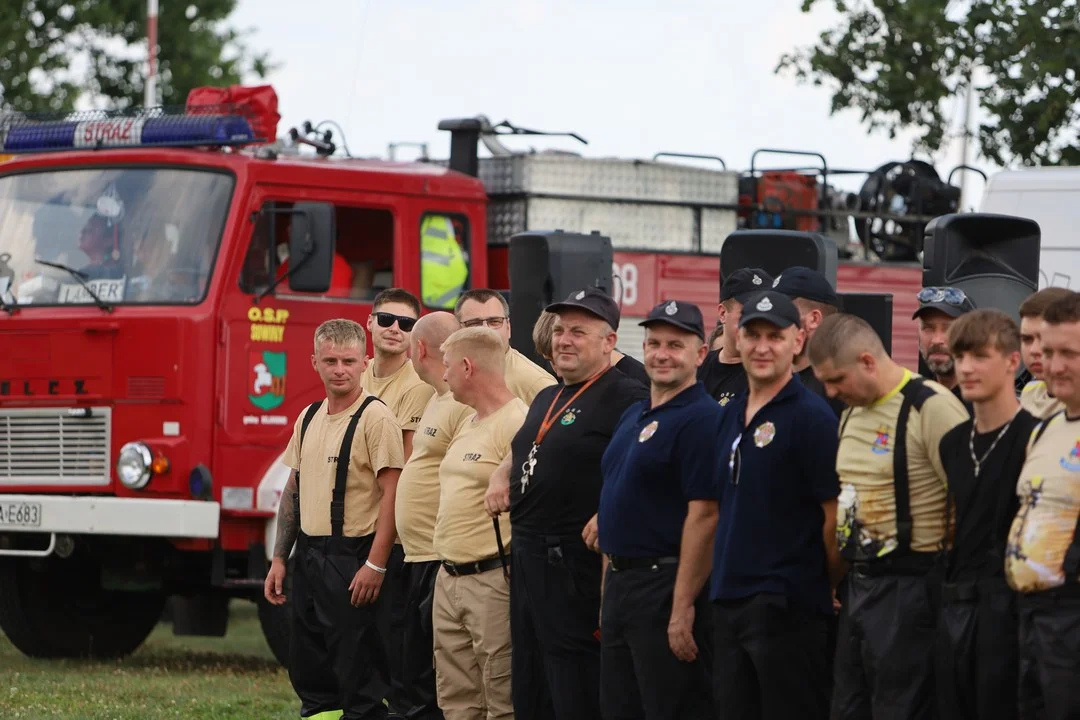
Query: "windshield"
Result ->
[[0, 167, 234, 307]]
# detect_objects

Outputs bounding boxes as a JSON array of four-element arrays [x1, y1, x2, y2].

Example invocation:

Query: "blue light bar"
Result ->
[[0, 113, 258, 153]]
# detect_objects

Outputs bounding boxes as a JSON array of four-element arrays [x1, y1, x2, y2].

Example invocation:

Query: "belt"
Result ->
[[299, 533, 372, 556], [442, 556, 508, 577], [852, 551, 938, 577], [608, 555, 679, 572]]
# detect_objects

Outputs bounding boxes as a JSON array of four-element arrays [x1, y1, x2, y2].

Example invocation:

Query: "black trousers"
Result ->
[[376, 544, 408, 715], [831, 569, 938, 720], [935, 577, 1019, 720], [600, 562, 713, 720], [387, 559, 443, 720], [1017, 586, 1080, 720], [712, 592, 830, 720], [289, 534, 390, 720], [510, 533, 602, 720]]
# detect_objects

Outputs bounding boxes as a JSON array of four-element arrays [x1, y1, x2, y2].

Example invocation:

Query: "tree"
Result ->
[[777, 0, 1080, 167], [0, 0, 273, 114]]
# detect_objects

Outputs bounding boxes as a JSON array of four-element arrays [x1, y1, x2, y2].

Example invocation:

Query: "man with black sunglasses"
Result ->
[[362, 288, 436, 720], [914, 286, 975, 404], [710, 290, 843, 719]]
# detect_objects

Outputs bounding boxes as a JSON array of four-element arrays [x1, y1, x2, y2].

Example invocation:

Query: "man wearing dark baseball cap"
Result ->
[[913, 286, 976, 401], [708, 288, 843, 718], [697, 267, 774, 407], [598, 298, 720, 718], [501, 286, 649, 719], [773, 267, 845, 416], [545, 287, 649, 386]]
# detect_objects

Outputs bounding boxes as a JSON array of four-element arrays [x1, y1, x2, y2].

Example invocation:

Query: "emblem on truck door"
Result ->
[[249, 351, 287, 410]]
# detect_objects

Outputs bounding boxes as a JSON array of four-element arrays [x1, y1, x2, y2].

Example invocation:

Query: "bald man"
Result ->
[[393, 312, 473, 720]]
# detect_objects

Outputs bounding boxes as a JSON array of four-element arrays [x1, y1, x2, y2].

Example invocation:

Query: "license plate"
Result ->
[[0, 502, 42, 528]]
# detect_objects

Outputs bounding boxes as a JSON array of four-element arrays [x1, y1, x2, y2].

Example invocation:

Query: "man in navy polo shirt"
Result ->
[[597, 299, 723, 720], [710, 290, 843, 720]]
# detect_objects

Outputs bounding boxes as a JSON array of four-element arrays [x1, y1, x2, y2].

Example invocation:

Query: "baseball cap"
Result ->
[[771, 267, 839, 307], [546, 287, 621, 328], [738, 291, 802, 329], [721, 268, 773, 303], [639, 299, 706, 340], [912, 286, 976, 320]]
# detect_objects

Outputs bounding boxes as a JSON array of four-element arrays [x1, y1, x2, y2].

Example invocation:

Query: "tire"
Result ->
[[256, 556, 294, 668], [0, 553, 166, 659]]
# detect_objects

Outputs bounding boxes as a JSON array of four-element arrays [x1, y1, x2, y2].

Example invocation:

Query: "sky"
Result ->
[[230, 0, 997, 206]]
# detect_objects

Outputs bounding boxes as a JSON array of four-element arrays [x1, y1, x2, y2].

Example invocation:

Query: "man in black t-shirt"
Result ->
[[937, 310, 1038, 720], [488, 287, 648, 720], [698, 268, 772, 406]]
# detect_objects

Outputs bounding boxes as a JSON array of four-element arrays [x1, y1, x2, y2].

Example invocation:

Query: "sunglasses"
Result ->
[[374, 312, 417, 332], [461, 316, 507, 329], [917, 287, 968, 306], [728, 433, 743, 487]]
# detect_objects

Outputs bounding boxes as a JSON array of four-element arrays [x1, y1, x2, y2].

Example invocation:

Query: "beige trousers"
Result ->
[[433, 565, 513, 720]]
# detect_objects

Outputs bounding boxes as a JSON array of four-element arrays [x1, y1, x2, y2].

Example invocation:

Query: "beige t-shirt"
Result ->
[[282, 392, 405, 537], [835, 371, 969, 558], [1020, 380, 1065, 420], [1006, 411, 1080, 593], [505, 348, 557, 405], [433, 398, 528, 564], [396, 390, 473, 562], [361, 359, 436, 434]]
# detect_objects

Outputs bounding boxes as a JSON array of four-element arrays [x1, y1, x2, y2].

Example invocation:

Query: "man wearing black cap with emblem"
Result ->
[[708, 290, 843, 719], [597, 299, 722, 719], [698, 267, 773, 406], [914, 286, 976, 403], [493, 287, 649, 720], [772, 267, 845, 417]]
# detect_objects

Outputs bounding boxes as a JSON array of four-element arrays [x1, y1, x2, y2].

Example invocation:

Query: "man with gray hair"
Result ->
[[264, 318, 405, 720]]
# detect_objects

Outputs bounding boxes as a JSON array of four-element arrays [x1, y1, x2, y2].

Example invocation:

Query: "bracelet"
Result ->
[[365, 560, 387, 575]]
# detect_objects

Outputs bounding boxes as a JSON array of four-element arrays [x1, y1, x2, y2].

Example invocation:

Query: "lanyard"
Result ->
[[534, 367, 610, 446]]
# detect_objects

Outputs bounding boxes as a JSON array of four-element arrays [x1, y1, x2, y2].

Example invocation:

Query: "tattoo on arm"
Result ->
[[273, 471, 299, 560]]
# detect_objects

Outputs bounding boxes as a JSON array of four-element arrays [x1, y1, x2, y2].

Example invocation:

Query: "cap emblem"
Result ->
[[756, 297, 773, 312], [772, 275, 782, 288], [664, 301, 678, 316], [575, 291, 585, 300], [752, 274, 763, 285]]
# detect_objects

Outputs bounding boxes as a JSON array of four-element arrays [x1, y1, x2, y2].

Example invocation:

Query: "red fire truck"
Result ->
[[0, 86, 925, 662]]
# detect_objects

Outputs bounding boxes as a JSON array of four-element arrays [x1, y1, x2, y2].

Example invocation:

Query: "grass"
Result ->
[[0, 600, 300, 719]]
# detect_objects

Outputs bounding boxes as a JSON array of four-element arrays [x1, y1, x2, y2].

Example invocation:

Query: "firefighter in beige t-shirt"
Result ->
[[263, 319, 404, 720], [433, 326, 528, 720], [393, 311, 472, 718], [455, 288, 557, 404]]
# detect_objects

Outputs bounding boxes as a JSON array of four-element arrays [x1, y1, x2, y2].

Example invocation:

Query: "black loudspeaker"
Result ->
[[508, 230, 613, 366], [922, 213, 1041, 325], [838, 293, 894, 357], [720, 230, 839, 290]]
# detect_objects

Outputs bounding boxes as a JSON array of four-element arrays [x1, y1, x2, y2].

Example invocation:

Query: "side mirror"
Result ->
[[287, 203, 336, 293]]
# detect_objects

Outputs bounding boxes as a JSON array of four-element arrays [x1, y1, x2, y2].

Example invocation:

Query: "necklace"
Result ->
[[969, 409, 1019, 477]]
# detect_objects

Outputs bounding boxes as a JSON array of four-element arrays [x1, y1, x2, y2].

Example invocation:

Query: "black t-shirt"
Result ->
[[614, 354, 650, 387], [798, 366, 846, 417], [940, 409, 1040, 582], [509, 368, 650, 537], [697, 350, 748, 406]]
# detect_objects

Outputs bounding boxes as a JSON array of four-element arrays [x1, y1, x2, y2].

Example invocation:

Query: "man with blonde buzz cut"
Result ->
[[393, 311, 472, 720], [265, 318, 405, 720], [433, 326, 528, 720], [809, 313, 968, 720]]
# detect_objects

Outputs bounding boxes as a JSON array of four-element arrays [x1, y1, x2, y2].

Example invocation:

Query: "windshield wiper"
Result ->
[[34, 259, 113, 312]]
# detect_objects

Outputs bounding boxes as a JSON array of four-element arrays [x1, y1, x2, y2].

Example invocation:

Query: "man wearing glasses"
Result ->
[[362, 288, 436, 720], [454, 289, 557, 405], [914, 286, 975, 402], [710, 290, 842, 719]]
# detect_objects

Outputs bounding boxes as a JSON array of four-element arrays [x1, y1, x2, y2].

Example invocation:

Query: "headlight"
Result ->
[[117, 442, 153, 489]]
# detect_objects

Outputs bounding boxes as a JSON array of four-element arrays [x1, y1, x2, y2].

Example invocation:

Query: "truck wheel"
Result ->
[[0, 554, 166, 659], [256, 557, 293, 668]]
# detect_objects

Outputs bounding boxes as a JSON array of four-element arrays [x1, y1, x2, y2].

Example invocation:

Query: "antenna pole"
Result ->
[[145, 0, 159, 107]]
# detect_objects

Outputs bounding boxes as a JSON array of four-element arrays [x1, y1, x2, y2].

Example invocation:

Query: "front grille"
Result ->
[[0, 407, 111, 486]]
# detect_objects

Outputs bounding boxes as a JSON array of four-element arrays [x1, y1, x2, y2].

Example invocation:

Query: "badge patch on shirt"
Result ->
[[639, 420, 659, 442], [871, 425, 891, 455], [1060, 440, 1080, 471], [560, 410, 577, 426], [718, 395, 732, 406], [753, 421, 775, 448]]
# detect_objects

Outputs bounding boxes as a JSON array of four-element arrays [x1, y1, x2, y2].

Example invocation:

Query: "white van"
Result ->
[[979, 167, 1080, 290]]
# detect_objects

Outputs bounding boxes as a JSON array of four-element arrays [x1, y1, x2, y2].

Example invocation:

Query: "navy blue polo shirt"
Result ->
[[711, 373, 840, 615], [598, 382, 723, 558]]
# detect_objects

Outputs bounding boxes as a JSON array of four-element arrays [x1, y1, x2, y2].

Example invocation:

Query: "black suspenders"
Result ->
[[893, 377, 936, 555]]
